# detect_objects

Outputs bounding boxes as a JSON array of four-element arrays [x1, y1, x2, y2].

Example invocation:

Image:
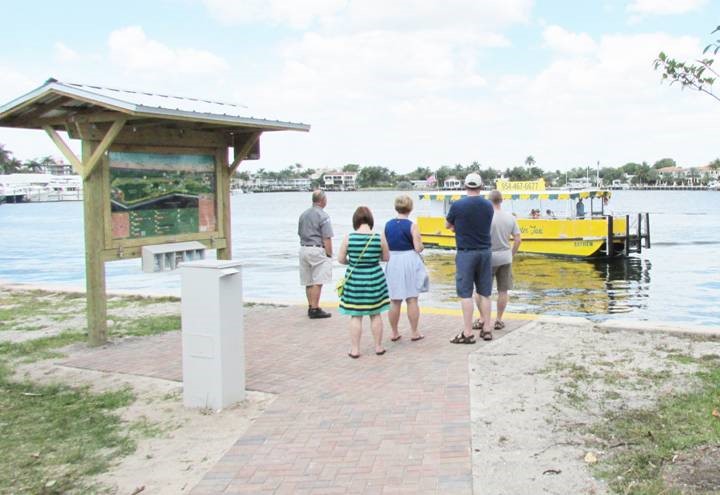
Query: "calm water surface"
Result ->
[[1, 190, 719, 325]]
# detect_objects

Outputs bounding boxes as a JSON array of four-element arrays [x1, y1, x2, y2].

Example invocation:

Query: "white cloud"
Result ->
[[543, 25, 597, 55], [202, 0, 347, 28], [201, 0, 533, 31], [54, 42, 79, 62], [627, 0, 707, 15], [108, 26, 229, 75]]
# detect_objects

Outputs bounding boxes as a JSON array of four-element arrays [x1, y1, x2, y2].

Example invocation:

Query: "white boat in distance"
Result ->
[[0, 174, 83, 203]]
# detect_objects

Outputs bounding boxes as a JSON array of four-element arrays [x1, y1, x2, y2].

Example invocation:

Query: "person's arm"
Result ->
[[380, 233, 390, 262], [511, 222, 522, 257], [323, 237, 333, 258], [338, 235, 349, 265], [445, 205, 456, 232], [411, 222, 424, 253]]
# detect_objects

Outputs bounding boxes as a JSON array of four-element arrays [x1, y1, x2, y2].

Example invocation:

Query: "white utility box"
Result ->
[[142, 241, 206, 273], [180, 259, 245, 410]]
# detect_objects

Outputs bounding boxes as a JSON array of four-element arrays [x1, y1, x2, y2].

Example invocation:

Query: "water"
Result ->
[[1, 190, 719, 326]]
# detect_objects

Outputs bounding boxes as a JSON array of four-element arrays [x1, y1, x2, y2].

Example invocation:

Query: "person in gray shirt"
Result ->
[[298, 190, 334, 318], [486, 190, 521, 330]]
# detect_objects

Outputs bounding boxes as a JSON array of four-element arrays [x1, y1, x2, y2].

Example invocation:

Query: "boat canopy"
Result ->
[[419, 189, 611, 201]]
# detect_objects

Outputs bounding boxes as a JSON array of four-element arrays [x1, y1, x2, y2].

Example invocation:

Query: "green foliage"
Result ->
[[0, 365, 136, 494], [654, 25, 720, 103], [653, 158, 677, 170], [591, 361, 720, 494], [357, 165, 394, 187]]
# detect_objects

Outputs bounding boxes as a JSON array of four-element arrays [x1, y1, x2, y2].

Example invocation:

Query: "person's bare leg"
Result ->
[[370, 314, 385, 353], [477, 294, 492, 335], [406, 297, 422, 339], [473, 292, 484, 328], [306, 284, 322, 308], [496, 290, 508, 323], [388, 300, 402, 340], [349, 316, 362, 356], [460, 298, 474, 337]]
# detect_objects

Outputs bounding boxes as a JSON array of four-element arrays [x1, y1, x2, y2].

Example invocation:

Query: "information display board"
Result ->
[[109, 151, 217, 240]]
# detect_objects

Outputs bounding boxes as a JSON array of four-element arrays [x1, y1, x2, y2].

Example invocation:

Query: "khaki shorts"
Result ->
[[299, 246, 332, 286], [492, 263, 513, 292]]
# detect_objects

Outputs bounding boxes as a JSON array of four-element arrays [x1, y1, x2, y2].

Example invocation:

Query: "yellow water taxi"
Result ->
[[417, 179, 650, 257]]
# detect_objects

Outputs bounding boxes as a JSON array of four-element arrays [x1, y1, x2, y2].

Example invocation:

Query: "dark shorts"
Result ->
[[493, 263, 513, 292], [455, 249, 492, 298]]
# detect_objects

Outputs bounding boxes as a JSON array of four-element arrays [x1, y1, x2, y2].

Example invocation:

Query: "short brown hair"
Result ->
[[352, 206, 374, 230], [394, 194, 413, 214], [489, 190, 503, 205]]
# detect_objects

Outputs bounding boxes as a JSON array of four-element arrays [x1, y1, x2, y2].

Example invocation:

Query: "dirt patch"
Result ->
[[17, 357, 274, 495], [662, 445, 720, 494]]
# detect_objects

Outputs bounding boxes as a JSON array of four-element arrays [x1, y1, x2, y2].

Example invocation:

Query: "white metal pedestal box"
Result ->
[[180, 260, 245, 410]]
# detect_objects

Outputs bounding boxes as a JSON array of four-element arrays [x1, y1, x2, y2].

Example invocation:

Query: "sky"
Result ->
[[0, 0, 718, 173]]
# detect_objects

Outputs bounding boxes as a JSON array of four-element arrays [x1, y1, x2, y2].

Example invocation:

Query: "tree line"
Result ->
[[3, 142, 718, 188]]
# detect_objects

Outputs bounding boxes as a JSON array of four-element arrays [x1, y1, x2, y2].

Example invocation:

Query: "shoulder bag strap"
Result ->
[[345, 233, 376, 281]]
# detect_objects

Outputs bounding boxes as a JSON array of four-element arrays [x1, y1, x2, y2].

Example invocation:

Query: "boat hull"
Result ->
[[418, 216, 629, 257]]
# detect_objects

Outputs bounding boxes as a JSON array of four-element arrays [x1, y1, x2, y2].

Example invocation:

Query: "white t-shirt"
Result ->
[[490, 209, 520, 267]]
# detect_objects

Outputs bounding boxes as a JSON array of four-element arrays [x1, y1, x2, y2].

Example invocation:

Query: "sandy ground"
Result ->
[[470, 316, 720, 495], [16, 355, 274, 495]]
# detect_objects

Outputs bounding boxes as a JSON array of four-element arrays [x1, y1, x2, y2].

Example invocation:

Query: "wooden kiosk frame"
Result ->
[[0, 79, 309, 345]]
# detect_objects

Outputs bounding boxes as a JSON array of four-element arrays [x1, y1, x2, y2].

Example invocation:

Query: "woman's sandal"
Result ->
[[348, 353, 360, 359], [376, 349, 387, 356], [472, 319, 484, 330], [390, 335, 402, 342], [450, 332, 476, 344], [479, 330, 493, 341], [494, 320, 505, 330]]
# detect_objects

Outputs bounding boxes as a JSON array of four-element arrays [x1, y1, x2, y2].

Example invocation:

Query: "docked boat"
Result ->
[[417, 179, 650, 257]]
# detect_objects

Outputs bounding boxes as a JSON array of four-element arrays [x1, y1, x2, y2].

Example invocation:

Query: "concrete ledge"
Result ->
[[595, 319, 720, 340]]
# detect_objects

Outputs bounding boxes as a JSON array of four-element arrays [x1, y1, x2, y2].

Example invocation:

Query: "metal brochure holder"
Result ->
[[180, 259, 245, 410]]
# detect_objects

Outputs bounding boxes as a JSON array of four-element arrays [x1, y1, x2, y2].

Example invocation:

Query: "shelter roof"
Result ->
[[0, 78, 310, 133]]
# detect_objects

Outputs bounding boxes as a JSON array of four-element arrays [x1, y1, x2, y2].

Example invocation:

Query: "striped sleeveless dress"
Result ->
[[339, 232, 390, 316]]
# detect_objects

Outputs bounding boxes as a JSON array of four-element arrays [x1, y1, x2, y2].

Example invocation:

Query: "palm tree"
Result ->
[[525, 155, 536, 167]]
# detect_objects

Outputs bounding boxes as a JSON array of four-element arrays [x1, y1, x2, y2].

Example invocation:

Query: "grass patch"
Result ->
[[0, 363, 136, 494], [0, 331, 87, 362], [110, 314, 181, 337], [590, 360, 720, 494]]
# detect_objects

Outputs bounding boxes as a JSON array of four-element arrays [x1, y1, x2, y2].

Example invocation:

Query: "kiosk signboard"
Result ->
[[109, 151, 217, 240]]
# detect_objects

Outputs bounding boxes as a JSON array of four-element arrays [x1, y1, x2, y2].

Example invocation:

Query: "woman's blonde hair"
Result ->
[[394, 194, 413, 214]]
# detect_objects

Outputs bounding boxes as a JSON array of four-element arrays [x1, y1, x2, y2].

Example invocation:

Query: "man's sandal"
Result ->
[[450, 332, 476, 344], [494, 320, 505, 330], [480, 330, 493, 341], [472, 319, 484, 330]]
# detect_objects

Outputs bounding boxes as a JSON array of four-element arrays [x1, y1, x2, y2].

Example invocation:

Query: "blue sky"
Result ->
[[1, 0, 718, 173]]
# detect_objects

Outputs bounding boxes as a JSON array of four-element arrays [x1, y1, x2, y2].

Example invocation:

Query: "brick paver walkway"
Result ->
[[63, 305, 527, 494]]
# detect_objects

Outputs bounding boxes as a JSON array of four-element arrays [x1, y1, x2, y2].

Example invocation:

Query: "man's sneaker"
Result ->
[[308, 307, 332, 319]]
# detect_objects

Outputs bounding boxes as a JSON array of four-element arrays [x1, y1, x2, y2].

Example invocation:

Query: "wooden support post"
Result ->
[[229, 132, 261, 175], [636, 213, 642, 254], [82, 140, 109, 346], [217, 148, 232, 260], [644, 213, 651, 249], [82, 119, 126, 179], [43, 125, 84, 175], [606, 215, 614, 258], [624, 214, 630, 255]]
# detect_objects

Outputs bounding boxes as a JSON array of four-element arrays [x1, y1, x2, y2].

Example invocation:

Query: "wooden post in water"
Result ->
[[606, 215, 614, 258]]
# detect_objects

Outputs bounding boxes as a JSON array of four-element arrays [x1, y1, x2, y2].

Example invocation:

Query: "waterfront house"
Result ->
[[443, 176, 462, 190], [323, 171, 357, 191]]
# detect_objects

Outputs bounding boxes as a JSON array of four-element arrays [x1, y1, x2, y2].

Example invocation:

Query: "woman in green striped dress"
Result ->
[[338, 206, 391, 358]]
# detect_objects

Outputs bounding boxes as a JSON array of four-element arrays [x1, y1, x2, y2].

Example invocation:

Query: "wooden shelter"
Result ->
[[0, 78, 310, 345]]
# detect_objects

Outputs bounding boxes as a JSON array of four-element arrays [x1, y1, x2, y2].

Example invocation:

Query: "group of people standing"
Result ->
[[297, 177, 522, 358]]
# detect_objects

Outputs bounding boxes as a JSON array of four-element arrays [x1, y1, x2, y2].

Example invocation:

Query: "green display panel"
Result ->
[[109, 151, 216, 239]]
